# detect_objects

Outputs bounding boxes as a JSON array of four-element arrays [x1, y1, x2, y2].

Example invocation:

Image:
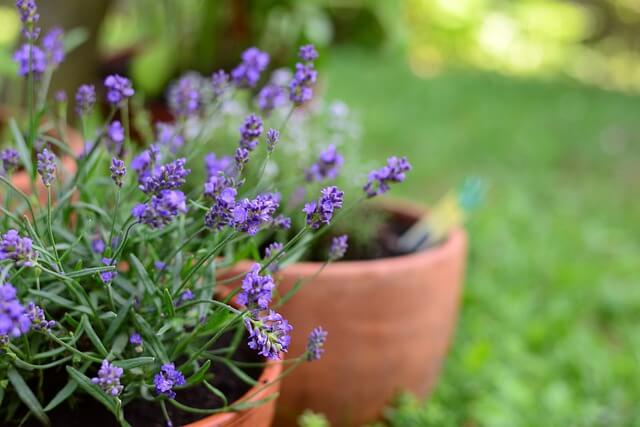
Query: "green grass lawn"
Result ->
[[324, 48, 640, 427]]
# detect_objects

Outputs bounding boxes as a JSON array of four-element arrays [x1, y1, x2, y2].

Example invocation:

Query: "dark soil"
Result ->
[[20, 331, 262, 427]]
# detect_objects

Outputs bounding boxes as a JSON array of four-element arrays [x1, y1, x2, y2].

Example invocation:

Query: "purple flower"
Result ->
[[1, 149, 19, 175], [100, 258, 117, 284], [211, 70, 229, 98], [129, 332, 143, 352], [75, 84, 96, 115], [154, 261, 166, 271], [131, 147, 159, 180], [139, 158, 191, 195], [0, 230, 37, 267], [328, 235, 348, 261], [266, 129, 279, 154], [104, 121, 125, 156], [168, 73, 204, 118], [238, 264, 275, 309], [203, 174, 235, 200], [306, 326, 327, 361], [273, 214, 291, 230], [104, 74, 134, 105], [156, 123, 184, 153], [153, 363, 185, 399], [15, 0, 40, 40], [42, 27, 64, 68], [91, 237, 105, 254], [26, 302, 55, 331], [257, 84, 286, 113], [234, 147, 249, 171], [239, 114, 263, 151], [305, 144, 343, 182], [0, 283, 31, 337], [91, 360, 124, 397], [289, 62, 317, 105], [132, 190, 188, 229], [363, 156, 412, 198], [303, 186, 344, 229], [231, 47, 270, 88], [299, 44, 319, 62], [13, 44, 46, 77], [232, 193, 280, 235], [264, 242, 284, 273], [176, 290, 195, 307], [54, 90, 66, 103], [245, 310, 292, 360], [204, 185, 237, 230], [204, 153, 233, 178], [36, 148, 56, 186], [110, 157, 126, 187]]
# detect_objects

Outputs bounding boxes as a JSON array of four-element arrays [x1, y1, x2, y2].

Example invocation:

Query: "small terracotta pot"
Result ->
[[221, 200, 467, 426], [185, 360, 282, 427]]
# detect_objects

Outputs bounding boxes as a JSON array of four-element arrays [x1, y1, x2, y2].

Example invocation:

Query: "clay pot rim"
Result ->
[[237, 198, 466, 276], [185, 359, 283, 427]]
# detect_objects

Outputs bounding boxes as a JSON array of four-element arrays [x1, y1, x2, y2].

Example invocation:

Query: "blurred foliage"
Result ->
[[325, 48, 640, 426], [298, 410, 331, 427], [404, 0, 640, 92]]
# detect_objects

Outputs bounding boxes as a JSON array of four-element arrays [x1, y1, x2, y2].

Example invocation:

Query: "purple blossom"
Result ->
[[303, 186, 344, 229], [203, 174, 235, 200], [156, 123, 184, 153], [54, 90, 66, 103], [238, 264, 275, 309], [153, 363, 185, 399], [239, 114, 263, 151], [132, 190, 188, 229], [234, 147, 249, 171], [328, 235, 348, 261], [91, 237, 105, 254], [42, 27, 64, 68], [245, 310, 292, 360], [289, 62, 317, 105], [0, 230, 37, 267], [36, 148, 56, 186], [363, 156, 412, 198], [104, 74, 134, 105], [211, 70, 229, 98], [110, 157, 126, 187], [91, 360, 124, 397], [176, 290, 195, 307], [266, 129, 279, 153], [75, 84, 96, 115], [204, 153, 233, 178], [1, 149, 19, 175], [15, 0, 40, 40], [0, 283, 31, 337], [204, 184, 237, 230], [273, 214, 291, 230], [131, 146, 159, 181], [306, 326, 327, 361], [13, 44, 46, 77], [26, 302, 55, 331], [232, 193, 280, 235], [139, 158, 191, 195], [264, 242, 284, 273], [231, 47, 270, 88], [305, 144, 343, 182], [299, 44, 319, 62], [257, 84, 286, 113], [104, 121, 125, 156], [129, 332, 143, 352], [168, 73, 204, 118], [100, 258, 117, 284], [154, 261, 166, 271]]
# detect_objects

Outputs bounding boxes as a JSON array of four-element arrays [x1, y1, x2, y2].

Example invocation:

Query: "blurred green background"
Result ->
[[3, 0, 640, 425]]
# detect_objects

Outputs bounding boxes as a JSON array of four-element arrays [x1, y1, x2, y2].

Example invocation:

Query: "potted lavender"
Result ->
[[0, 2, 387, 427]]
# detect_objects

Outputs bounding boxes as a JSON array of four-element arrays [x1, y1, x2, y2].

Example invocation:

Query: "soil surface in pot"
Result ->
[[20, 331, 262, 427]]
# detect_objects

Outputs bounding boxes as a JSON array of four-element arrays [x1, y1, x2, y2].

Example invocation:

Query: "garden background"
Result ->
[[1, 0, 639, 425]]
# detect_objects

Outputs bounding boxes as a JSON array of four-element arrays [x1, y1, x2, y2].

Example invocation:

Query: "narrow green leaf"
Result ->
[[66, 366, 117, 415], [43, 380, 77, 411], [133, 313, 169, 363], [112, 357, 155, 370], [162, 288, 175, 318], [9, 119, 32, 177], [7, 367, 51, 426], [203, 380, 227, 406], [185, 360, 211, 387], [104, 299, 132, 344], [28, 290, 92, 315], [82, 315, 108, 357], [130, 254, 157, 295], [66, 265, 116, 279], [213, 358, 258, 386]]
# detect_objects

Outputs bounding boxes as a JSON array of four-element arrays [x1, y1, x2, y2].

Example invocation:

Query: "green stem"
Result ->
[[47, 187, 63, 272]]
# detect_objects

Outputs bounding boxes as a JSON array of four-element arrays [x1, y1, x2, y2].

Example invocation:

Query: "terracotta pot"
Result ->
[[185, 360, 282, 427], [221, 200, 467, 426]]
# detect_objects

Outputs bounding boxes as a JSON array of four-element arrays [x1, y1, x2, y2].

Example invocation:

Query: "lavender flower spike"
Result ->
[[91, 360, 124, 397], [1, 149, 20, 175], [245, 310, 292, 360], [16, 0, 40, 40], [26, 302, 55, 331], [13, 44, 46, 77], [306, 326, 328, 361], [299, 44, 319, 62], [305, 144, 343, 182], [266, 129, 279, 153], [0, 229, 37, 267], [36, 148, 56, 186], [239, 114, 263, 151], [238, 264, 275, 309], [303, 186, 344, 229], [75, 84, 96, 115], [104, 74, 135, 105], [132, 190, 188, 229], [328, 235, 348, 261], [0, 283, 31, 337], [110, 157, 126, 187], [153, 363, 185, 399], [42, 27, 64, 68], [363, 156, 412, 198], [231, 47, 270, 88], [130, 332, 143, 352]]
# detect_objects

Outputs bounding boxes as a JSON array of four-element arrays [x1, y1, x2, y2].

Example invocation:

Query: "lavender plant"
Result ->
[[0, 2, 410, 426]]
